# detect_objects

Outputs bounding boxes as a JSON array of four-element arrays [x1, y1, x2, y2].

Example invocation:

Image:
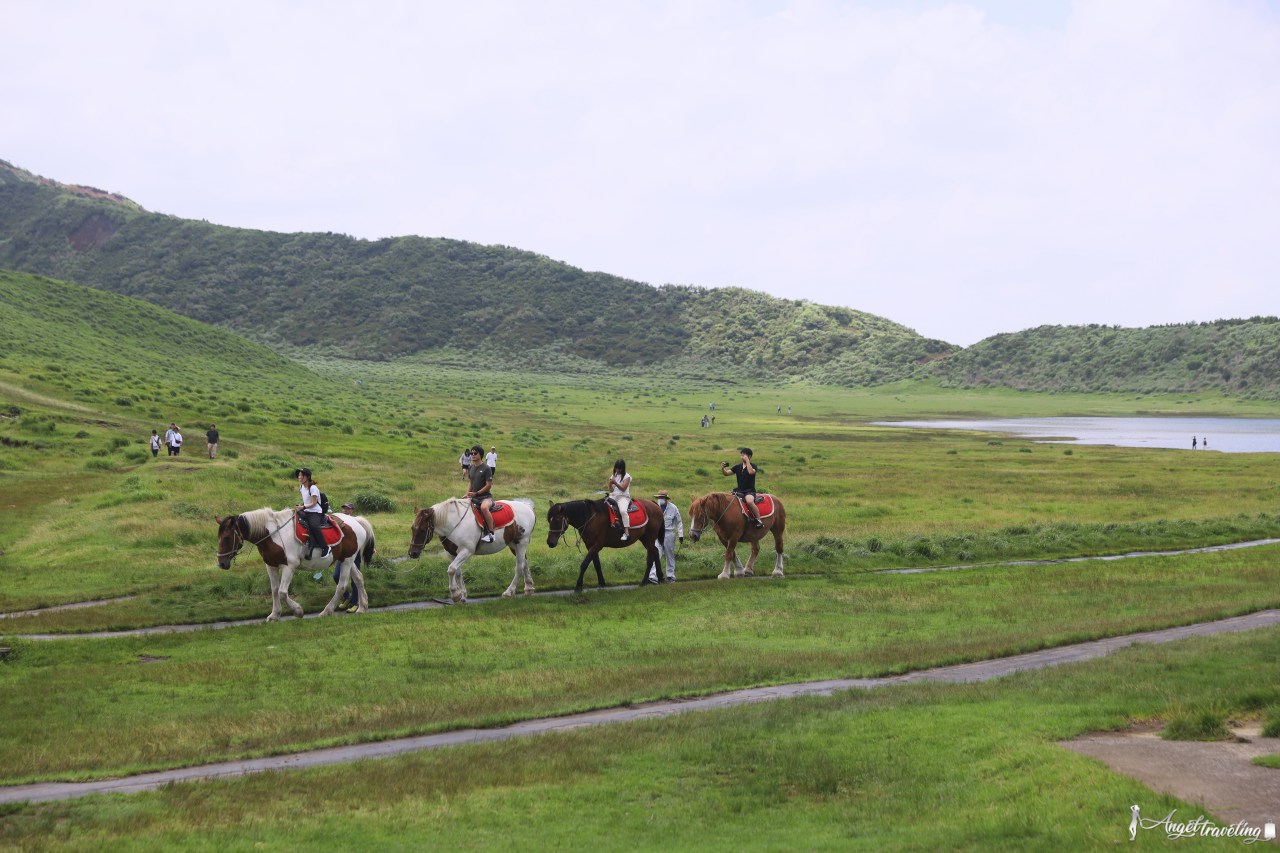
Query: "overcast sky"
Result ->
[[5, 0, 1278, 346]]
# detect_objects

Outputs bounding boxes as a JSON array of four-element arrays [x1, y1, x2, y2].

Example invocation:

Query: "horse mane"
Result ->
[[553, 499, 600, 527], [241, 506, 284, 539]]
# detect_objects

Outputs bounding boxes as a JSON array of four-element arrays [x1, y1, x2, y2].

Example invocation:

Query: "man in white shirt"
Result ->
[[486, 447, 498, 476]]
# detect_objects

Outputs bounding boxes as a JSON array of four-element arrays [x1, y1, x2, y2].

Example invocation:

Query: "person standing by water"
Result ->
[[1192, 436, 1198, 450], [721, 447, 764, 528], [295, 467, 329, 560], [606, 459, 633, 541]]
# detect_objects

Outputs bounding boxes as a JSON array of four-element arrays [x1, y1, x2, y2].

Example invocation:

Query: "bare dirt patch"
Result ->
[[1062, 724, 1280, 831]]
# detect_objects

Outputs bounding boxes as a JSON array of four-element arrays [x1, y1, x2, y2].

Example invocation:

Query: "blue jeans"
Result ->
[[332, 553, 360, 606]]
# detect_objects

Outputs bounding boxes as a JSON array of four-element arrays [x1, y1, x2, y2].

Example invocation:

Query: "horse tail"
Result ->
[[355, 516, 376, 563]]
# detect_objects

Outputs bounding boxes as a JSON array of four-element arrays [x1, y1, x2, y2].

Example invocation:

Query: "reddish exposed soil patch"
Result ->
[[68, 213, 121, 251]]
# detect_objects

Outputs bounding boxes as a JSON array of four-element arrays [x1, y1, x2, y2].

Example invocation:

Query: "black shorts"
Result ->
[[732, 490, 757, 499], [471, 495, 492, 508]]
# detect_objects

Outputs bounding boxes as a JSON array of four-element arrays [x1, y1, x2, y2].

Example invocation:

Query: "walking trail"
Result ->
[[3, 608, 1278, 808]]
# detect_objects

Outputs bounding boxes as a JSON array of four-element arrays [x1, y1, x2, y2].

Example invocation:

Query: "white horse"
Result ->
[[215, 507, 374, 621], [408, 498, 535, 603]]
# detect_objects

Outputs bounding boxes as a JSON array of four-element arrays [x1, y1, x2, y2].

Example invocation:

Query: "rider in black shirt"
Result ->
[[721, 447, 764, 528]]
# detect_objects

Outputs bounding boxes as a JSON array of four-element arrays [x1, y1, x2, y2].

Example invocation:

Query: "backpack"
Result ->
[[319, 492, 331, 515]]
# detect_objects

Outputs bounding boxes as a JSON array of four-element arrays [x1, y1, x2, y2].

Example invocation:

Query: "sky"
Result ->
[[4, 0, 1278, 346]]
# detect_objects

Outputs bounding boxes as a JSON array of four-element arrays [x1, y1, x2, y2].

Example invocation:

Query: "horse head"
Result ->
[[408, 506, 436, 559], [215, 514, 247, 569], [546, 502, 568, 548], [688, 495, 708, 543]]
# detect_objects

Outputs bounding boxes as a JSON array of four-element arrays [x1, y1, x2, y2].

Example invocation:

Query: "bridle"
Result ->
[[690, 494, 733, 540], [216, 515, 279, 563]]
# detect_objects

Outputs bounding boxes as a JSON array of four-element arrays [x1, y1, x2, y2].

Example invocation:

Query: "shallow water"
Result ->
[[874, 416, 1280, 453]]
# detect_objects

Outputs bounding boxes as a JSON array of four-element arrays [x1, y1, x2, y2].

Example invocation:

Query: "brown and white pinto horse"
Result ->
[[688, 492, 786, 579], [546, 498, 665, 593], [215, 507, 374, 621], [408, 497, 536, 603]]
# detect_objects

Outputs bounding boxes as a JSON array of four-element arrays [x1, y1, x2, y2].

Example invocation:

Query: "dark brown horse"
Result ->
[[688, 492, 786, 579], [546, 498, 666, 593]]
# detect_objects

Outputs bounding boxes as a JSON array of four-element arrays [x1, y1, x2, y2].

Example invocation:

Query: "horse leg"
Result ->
[[447, 550, 471, 603], [742, 540, 760, 577], [514, 539, 534, 596], [280, 564, 304, 618], [322, 558, 350, 616], [266, 565, 283, 622], [351, 565, 369, 611], [771, 528, 785, 578], [593, 552, 607, 588], [718, 533, 742, 580]]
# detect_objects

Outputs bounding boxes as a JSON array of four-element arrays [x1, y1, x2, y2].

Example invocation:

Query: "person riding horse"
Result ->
[[720, 447, 764, 528], [295, 467, 329, 559], [466, 445, 497, 543], [606, 458, 632, 541]]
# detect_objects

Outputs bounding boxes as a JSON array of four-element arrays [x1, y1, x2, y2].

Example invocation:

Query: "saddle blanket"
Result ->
[[607, 502, 649, 528], [294, 513, 345, 547], [737, 493, 775, 519], [471, 500, 517, 530]]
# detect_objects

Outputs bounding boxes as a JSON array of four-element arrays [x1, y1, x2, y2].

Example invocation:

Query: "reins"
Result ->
[[216, 514, 285, 564]]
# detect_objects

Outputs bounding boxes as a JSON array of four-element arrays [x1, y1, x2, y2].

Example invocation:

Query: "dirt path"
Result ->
[[3, 608, 1277, 805], [1064, 725, 1280, 834]]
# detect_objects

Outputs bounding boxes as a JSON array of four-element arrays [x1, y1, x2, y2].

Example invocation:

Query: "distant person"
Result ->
[[333, 502, 361, 610], [169, 426, 183, 456], [466, 445, 496, 543], [164, 423, 178, 456], [295, 467, 329, 560], [711, 416, 715, 426], [460, 449, 472, 480], [1192, 436, 1197, 450], [1203, 436, 1209, 449], [486, 446, 498, 476], [606, 459, 632, 541], [206, 424, 219, 459], [654, 490, 683, 582], [721, 447, 764, 528], [787, 406, 792, 414], [777, 405, 782, 413], [149, 430, 161, 458], [701, 415, 709, 429]]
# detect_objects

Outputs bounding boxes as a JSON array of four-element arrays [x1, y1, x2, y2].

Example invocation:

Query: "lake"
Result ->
[[873, 417, 1280, 453]]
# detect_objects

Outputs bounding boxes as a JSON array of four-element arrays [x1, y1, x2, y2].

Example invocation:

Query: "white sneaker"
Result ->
[[480, 532, 494, 543], [620, 532, 628, 541]]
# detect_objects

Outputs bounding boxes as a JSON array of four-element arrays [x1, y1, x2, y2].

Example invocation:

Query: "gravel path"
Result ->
[[3, 608, 1277, 805]]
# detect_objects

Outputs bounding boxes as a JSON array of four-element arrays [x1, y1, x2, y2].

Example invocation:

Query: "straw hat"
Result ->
[[653, 490, 671, 500]]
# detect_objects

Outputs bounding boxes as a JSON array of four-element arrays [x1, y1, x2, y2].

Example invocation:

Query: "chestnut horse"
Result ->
[[546, 498, 665, 593], [688, 492, 786, 580], [215, 508, 374, 621]]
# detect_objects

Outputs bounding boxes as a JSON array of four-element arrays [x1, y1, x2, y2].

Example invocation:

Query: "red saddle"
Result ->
[[737, 494, 775, 520], [293, 513, 344, 547], [607, 502, 649, 528], [471, 500, 516, 530]]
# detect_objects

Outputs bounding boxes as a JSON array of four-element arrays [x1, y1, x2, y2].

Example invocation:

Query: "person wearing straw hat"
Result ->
[[653, 489, 683, 583]]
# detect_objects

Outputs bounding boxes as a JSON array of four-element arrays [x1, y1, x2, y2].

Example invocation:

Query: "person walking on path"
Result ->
[[606, 459, 633, 541], [164, 423, 178, 456], [460, 449, 472, 480], [332, 501, 361, 610], [295, 468, 329, 560], [149, 430, 161, 458], [486, 446, 498, 477], [721, 448, 764, 528], [206, 424, 219, 460], [169, 426, 183, 456], [466, 446, 496, 543], [654, 490, 683, 582]]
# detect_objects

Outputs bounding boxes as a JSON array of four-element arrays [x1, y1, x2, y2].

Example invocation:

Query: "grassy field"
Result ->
[[3, 273, 1280, 848]]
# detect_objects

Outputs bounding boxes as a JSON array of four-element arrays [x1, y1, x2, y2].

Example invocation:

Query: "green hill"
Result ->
[[936, 320, 1280, 398], [0, 160, 953, 384], [0, 268, 338, 424]]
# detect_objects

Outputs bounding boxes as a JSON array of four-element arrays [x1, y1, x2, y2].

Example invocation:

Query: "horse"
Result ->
[[408, 498, 536, 603], [688, 492, 786, 580], [546, 498, 665, 593], [215, 507, 374, 621]]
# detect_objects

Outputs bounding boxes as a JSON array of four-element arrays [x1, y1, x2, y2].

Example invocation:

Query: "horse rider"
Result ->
[[295, 467, 330, 559], [721, 447, 764, 528], [466, 444, 496, 543], [606, 458, 632, 541]]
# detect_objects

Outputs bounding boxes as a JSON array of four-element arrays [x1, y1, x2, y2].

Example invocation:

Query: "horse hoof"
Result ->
[[772, 570, 784, 578], [524, 587, 535, 595], [716, 572, 729, 580], [502, 590, 514, 599]]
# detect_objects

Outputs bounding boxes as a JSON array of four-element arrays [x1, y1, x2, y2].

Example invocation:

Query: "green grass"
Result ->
[[1, 626, 1276, 850], [2, 545, 1277, 782]]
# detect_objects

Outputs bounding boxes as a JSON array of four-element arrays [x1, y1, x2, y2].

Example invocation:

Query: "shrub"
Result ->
[[1162, 706, 1232, 741], [352, 492, 396, 513]]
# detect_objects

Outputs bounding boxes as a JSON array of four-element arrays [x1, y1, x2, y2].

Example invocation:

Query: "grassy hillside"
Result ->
[[938, 320, 1280, 399], [0, 160, 952, 383]]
